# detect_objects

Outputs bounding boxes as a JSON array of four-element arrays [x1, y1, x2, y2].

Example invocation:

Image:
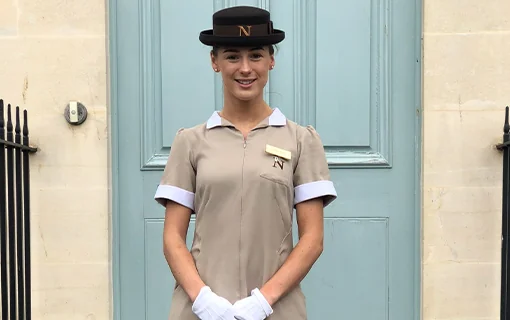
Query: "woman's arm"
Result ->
[[163, 200, 206, 302], [259, 197, 324, 305]]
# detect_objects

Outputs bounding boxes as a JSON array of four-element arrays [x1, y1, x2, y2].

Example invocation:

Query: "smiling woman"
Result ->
[[154, 5, 337, 320]]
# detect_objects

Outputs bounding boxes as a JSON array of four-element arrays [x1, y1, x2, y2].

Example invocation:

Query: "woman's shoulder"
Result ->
[[173, 122, 208, 142], [284, 119, 322, 143]]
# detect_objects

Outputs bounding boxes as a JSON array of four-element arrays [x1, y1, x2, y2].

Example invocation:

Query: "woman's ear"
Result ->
[[210, 52, 219, 72]]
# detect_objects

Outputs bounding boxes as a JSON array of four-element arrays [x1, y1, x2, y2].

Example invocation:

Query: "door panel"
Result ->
[[111, 0, 422, 319], [317, 0, 373, 147], [297, 218, 389, 318]]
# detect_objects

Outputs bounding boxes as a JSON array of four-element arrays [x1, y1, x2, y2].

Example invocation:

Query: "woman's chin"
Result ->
[[231, 90, 262, 102]]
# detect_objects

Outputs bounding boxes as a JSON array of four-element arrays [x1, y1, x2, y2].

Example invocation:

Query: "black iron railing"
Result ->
[[0, 99, 37, 320], [497, 106, 510, 320]]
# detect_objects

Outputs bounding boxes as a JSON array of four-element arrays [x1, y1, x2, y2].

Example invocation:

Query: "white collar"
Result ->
[[206, 108, 287, 129]]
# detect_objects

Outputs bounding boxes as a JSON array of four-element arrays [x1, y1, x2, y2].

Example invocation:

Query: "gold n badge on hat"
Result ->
[[238, 25, 251, 36], [266, 144, 291, 170]]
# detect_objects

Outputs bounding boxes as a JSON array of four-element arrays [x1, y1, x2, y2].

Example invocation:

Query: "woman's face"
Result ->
[[211, 46, 274, 102]]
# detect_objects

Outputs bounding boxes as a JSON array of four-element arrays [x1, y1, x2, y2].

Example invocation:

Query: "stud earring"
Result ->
[[214, 68, 219, 72]]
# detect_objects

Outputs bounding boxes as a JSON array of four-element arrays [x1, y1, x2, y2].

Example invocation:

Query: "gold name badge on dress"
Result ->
[[265, 144, 291, 160]]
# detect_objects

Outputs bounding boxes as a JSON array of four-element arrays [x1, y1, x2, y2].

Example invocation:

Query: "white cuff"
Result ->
[[154, 185, 195, 210], [251, 288, 273, 316], [192, 286, 211, 313], [294, 180, 337, 207]]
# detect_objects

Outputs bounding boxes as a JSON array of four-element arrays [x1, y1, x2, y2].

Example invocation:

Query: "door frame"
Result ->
[[106, 0, 424, 319]]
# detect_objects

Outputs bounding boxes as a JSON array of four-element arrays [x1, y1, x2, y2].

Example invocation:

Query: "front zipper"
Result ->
[[239, 135, 246, 298]]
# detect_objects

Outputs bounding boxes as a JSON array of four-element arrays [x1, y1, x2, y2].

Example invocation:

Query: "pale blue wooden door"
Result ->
[[110, 0, 422, 319]]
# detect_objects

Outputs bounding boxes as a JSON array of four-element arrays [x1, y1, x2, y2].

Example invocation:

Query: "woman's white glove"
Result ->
[[191, 286, 235, 320], [232, 288, 273, 320]]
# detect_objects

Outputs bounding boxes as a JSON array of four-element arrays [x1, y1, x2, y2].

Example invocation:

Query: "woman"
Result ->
[[154, 5, 337, 320]]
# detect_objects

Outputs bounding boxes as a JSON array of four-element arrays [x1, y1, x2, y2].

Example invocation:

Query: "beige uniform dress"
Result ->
[[155, 108, 337, 320]]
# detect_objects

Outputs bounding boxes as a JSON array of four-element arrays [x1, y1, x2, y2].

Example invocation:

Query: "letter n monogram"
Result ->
[[273, 156, 284, 170], [238, 25, 252, 36]]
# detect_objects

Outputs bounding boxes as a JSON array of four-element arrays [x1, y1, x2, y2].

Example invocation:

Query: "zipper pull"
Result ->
[[243, 140, 246, 148]]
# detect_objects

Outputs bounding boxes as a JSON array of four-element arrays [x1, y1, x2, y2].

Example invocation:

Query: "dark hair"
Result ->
[[211, 45, 276, 57]]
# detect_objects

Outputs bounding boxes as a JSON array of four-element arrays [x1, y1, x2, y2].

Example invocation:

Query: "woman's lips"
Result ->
[[235, 79, 256, 88]]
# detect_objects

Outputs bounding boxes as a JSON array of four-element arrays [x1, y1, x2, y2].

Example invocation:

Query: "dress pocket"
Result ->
[[259, 172, 293, 232]]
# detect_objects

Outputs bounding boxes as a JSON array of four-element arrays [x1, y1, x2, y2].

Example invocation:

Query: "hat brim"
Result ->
[[199, 29, 285, 47]]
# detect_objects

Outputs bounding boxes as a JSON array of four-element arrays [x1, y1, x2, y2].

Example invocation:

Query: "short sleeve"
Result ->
[[154, 129, 196, 210], [293, 125, 337, 207]]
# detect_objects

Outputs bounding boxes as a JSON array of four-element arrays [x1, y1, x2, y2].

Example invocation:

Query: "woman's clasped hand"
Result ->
[[192, 286, 273, 320]]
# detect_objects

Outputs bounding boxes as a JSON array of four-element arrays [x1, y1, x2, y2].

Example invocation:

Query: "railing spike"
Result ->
[[505, 106, 509, 134], [6, 104, 12, 133], [15, 107, 20, 135], [23, 110, 28, 137], [0, 100, 3, 129], [0, 98, 7, 320]]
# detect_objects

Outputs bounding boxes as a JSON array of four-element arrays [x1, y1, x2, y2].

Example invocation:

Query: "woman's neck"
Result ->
[[220, 92, 273, 130]]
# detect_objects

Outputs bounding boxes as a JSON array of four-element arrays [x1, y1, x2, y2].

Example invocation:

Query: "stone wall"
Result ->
[[0, 0, 110, 319], [422, 1, 510, 318]]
